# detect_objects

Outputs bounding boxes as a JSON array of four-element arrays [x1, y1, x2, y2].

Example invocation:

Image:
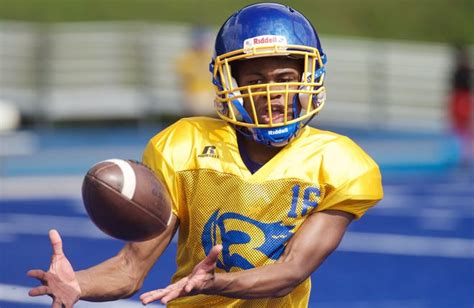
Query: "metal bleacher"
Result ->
[[0, 21, 466, 132], [322, 37, 454, 132]]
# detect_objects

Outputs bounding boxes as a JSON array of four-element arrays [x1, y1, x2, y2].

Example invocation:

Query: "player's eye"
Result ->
[[278, 75, 298, 83], [247, 79, 263, 85]]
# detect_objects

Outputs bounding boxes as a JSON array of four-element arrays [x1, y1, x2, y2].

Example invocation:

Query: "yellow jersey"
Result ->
[[142, 117, 383, 307]]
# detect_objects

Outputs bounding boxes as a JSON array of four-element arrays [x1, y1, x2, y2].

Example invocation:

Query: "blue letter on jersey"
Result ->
[[202, 210, 295, 272]]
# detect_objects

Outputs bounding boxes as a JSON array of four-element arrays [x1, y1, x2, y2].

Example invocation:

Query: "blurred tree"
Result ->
[[0, 0, 473, 44]]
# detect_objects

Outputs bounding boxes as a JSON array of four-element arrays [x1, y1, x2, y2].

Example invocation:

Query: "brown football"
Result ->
[[82, 159, 172, 242]]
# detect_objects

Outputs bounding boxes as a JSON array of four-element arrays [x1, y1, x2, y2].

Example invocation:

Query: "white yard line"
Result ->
[[340, 232, 474, 259], [0, 175, 83, 199], [0, 283, 163, 307], [1, 213, 473, 259]]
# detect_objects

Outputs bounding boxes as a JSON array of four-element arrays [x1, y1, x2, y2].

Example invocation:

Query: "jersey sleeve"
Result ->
[[317, 136, 383, 219], [142, 132, 181, 219]]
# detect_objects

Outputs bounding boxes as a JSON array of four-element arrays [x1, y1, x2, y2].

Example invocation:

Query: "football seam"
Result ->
[[86, 174, 170, 227]]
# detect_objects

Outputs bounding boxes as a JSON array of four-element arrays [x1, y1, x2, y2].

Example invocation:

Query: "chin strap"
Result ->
[[254, 123, 300, 147], [231, 95, 301, 147]]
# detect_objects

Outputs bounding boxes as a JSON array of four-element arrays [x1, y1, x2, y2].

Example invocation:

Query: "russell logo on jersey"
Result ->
[[198, 145, 220, 158]]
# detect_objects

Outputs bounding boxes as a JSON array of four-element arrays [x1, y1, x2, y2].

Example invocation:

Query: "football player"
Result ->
[[28, 3, 383, 307]]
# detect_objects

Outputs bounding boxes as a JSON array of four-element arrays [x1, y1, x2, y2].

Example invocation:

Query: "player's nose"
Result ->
[[268, 82, 286, 99], [269, 89, 285, 104]]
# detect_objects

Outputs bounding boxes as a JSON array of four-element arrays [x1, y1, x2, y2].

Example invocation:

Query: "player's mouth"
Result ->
[[259, 105, 292, 124]]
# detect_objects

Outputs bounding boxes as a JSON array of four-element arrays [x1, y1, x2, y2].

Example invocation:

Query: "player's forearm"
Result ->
[[76, 254, 143, 301], [202, 211, 350, 299], [77, 216, 178, 302], [203, 259, 319, 299]]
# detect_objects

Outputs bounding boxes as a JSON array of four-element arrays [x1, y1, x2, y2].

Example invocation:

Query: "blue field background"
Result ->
[[1, 124, 473, 308]]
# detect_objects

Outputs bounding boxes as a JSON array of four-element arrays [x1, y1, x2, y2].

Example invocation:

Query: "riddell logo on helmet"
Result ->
[[267, 127, 289, 135], [254, 36, 278, 44], [243, 35, 287, 49]]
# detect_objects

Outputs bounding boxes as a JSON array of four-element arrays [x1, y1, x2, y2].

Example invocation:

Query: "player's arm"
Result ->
[[28, 214, 178, 306], [78, 214, 178, 301], [141, 209, 352, 304], [210, 210, 352, 298]]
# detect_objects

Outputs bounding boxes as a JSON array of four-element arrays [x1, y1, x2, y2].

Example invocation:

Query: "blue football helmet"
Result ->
[[210, 3, 327, 146]]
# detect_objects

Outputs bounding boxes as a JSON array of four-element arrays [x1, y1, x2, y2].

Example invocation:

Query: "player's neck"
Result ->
[[239, 135, 283, 165]]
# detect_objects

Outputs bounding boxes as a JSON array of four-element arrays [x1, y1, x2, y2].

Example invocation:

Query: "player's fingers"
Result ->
[[161, 288, 184, 305], [139, 290, 156, 301], [27, 269, 46, 281], [28, 285, 51, 297], [202, 244, 222, 267], [49, 229, 64, 256], [140, 289, 167, 305], [184, 281, 195, 293], [52, 299, 65, 308], [140, 289, 165, 301]]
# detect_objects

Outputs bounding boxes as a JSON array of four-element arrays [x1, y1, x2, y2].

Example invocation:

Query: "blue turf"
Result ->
[[1, 127, 472, 307]]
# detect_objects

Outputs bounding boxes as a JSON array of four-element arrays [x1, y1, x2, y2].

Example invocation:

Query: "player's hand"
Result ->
[[140, 244, 222, 305], [27, 229, 81, 308]]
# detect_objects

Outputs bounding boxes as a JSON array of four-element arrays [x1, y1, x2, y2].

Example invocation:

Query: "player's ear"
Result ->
[[230, 61, 242, 85]]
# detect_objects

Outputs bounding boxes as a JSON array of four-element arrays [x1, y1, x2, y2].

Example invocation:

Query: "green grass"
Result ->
[[0, 0, 473, 44]]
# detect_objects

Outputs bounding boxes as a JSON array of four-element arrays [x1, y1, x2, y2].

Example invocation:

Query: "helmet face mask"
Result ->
[[232, 56, 303, 127], [210, 3, 327, 146]]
